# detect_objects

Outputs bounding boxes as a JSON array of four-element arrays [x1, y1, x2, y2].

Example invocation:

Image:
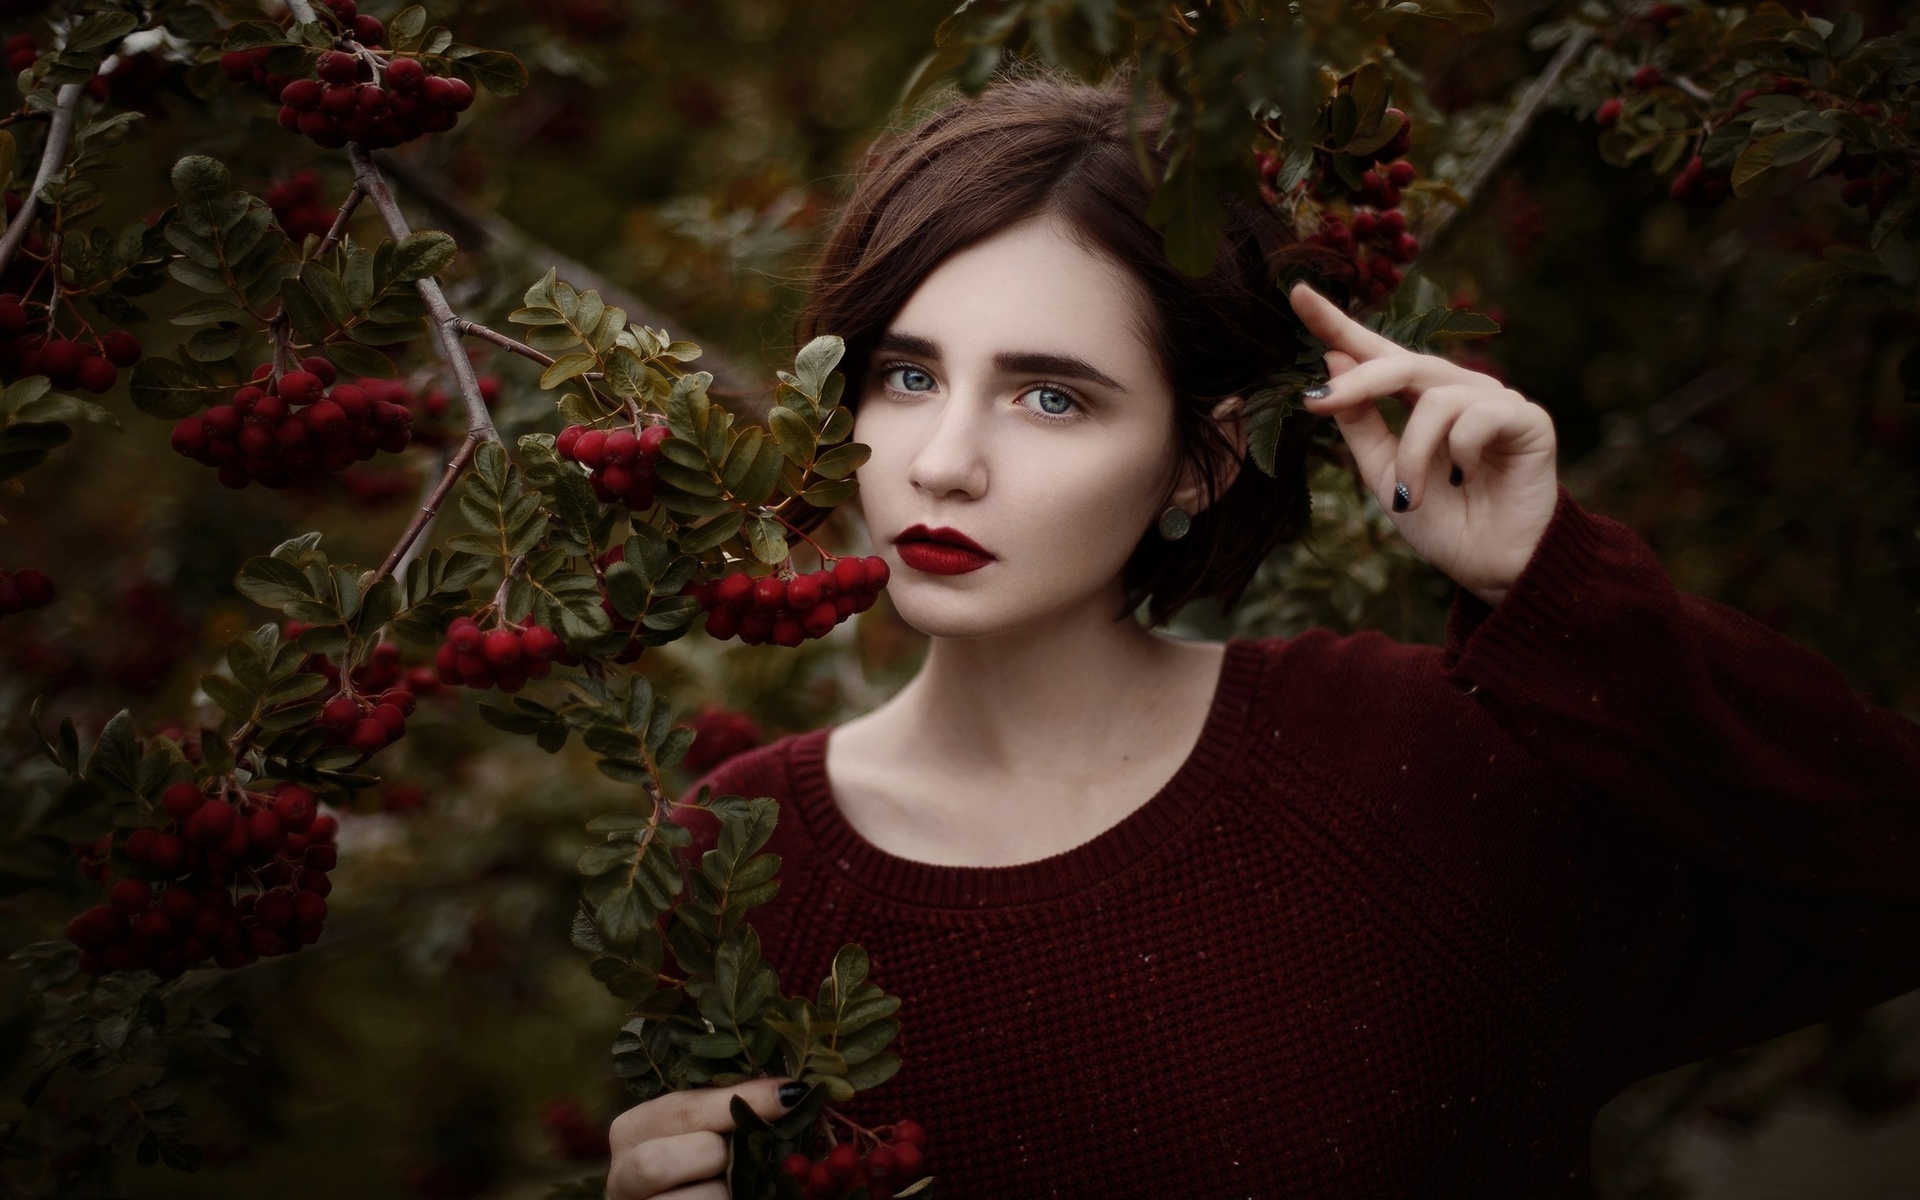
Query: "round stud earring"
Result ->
[[1157, 505, 1191, 540]]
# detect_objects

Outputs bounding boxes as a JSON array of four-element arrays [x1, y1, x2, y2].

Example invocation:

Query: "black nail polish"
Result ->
[[778, 1082, 808, 1108], [1392, 481, 1410, 512], [1449, 464, 1463, 487], [1300, 384, 1330, 401]]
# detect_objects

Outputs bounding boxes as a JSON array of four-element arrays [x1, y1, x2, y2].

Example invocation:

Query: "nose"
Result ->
[[906, 387, 989, 502]]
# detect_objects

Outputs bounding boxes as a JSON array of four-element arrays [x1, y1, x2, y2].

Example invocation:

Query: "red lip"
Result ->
[[895, 525, 995, 575]]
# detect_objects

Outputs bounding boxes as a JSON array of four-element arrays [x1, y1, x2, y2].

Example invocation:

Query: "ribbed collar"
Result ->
[[781, 638, 1266, 909]]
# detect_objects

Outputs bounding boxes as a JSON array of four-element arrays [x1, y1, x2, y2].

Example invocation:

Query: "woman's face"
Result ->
[[851, 214, 1181, 640]]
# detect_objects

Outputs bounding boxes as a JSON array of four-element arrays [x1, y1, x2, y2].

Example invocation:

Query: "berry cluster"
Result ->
[[0, 293, 143, 392], [291, 629, 444, 762], [556, 422, 671, 511], [273, 51, 474, 151], [687, 556, 890, 647], [169, 358, 414, 489], [1259, 105, 1422, 305], [266, 169, 338, 243], [539, 1098, 612, 1162], [0, 567, 54, 616], [364, 374, 499, 451], [780, 1120, 927, 1200], [65, 782, 338, 979], [434, 617, 569, 693], [682, 705, 765, 775], [220, 0, 386, 100]]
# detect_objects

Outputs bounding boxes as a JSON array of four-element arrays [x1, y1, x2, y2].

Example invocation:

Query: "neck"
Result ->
[[889, 589, 1198, 779]]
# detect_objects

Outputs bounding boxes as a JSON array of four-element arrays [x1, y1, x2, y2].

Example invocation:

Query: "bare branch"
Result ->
[[349, 145, 500, 432], [1416, 27, 1595, 250], [377, 437, 478, 585], [315, 181, 365, 259], [457, 318, 554, 367], [0, 83, 84, 277]]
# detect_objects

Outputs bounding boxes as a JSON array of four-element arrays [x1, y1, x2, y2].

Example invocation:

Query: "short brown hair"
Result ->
[[797, 67, 1322, 625]]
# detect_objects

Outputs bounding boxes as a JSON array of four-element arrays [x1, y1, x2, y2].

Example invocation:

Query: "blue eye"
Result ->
[[885, 366, 936, 393], [1019, 385, 1079, 419]]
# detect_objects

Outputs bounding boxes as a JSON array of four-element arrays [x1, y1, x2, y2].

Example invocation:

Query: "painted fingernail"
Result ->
[[1392, 481, 1410, 512], [1449, 464, 1463, 487], [778, 1081, 807, 1108], [1300, 384, 1330, 401]]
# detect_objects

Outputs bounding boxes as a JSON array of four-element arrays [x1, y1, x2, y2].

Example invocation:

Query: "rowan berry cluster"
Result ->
[[0, 567, 54, 616], [688, 556, 889, 647], [556, 422, 670, 511], [1260, 106, 1421, 305], [365, 374, 500, 451], [169, 358, 414, 489], [281, 630, 441, 763], [434, 617, 569, 693], [65, 781, 338, 979], [780, 1120, 927, 1200], [273, 51, 474, 151], [0, 293, 143, 392], [265, 169, 338, 243], [219, 0, 386, 99]]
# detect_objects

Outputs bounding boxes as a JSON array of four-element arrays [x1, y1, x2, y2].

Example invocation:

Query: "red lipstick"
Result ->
[[894, 525, 995, 575]]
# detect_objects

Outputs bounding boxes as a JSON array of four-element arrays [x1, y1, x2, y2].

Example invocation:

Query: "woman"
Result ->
[[606, 70, 1920, 1198]]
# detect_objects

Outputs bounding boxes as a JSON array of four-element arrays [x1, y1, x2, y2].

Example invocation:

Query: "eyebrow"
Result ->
[[872, 331, 1127, 393]]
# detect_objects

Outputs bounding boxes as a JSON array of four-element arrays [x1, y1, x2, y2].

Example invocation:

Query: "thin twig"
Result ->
[[457, 318, 553, 367], [0, 83, 83, 277], [377, 436, 477, 585], [1416, 27, 1595, 250], [315, 180, 365, 259]]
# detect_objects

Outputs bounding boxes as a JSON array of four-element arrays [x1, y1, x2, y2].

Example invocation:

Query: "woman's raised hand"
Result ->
[[1287, 281, 1560, 607], [607, 1077, 800, 1199]]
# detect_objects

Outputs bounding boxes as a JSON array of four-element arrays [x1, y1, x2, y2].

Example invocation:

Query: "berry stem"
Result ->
[[0, 81, 81, 278], [768, 510, 835, 564]]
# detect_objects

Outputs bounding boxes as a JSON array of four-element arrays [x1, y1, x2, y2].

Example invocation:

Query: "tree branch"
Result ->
[[377, 437, 477, 585], [0, 83, 83, 278], [1415, 27, 1595, 250], [457, 318, 553, 367]]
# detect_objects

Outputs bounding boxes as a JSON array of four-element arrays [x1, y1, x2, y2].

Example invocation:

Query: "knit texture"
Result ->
[[674, 483, 1920, 1198]]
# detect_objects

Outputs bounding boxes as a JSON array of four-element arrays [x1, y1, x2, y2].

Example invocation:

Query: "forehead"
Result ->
[[888, 215, 1161, 379]]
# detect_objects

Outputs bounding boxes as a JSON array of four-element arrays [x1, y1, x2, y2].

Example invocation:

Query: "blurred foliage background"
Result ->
[[0, 0, 1916, 1196]]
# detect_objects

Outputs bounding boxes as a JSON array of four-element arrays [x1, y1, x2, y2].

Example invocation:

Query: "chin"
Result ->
[[887, 575, 1097, 641]]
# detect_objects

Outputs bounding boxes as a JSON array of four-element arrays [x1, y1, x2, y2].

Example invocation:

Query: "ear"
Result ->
[[1169, 395, 1248, 517]]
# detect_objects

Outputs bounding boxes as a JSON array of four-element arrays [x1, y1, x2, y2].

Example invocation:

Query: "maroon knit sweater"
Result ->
[[674, 484, 1920, 1198]]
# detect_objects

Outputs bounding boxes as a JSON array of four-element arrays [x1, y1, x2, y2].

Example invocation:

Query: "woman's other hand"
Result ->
[[1287, 281, 1559, 607], [607, 1077, 801, 1199]]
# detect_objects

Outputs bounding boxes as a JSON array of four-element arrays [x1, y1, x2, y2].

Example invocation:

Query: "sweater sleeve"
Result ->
[[1439, 483, 1920, 1078]]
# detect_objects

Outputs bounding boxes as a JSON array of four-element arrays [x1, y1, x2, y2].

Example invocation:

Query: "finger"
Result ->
[[607, 1131, 727, 1200], [1323, 349, 1361, 378], [611, 1077, 799, 1153], [1393, 383, 1482, 511], [1447, 393, 1551, 487], [1298, 354, 1477, 418], [651, 1185, 729, 1200], [1288, 281, 1408, 364]]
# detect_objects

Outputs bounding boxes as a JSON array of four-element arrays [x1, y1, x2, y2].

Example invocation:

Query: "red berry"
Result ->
[[892, 1119, 925, 1147], [109, 879, 152, 915], [348, 718, 388, 754], [1631, 65, 1663, 90], [782, 1153, 812, 1180], [100, 331, 142, 367], [861, 556, 890, 589], [827, 1143, 860, 1181], [163, 781, 205, 820], [293, 890, 327, 925], [786, 574, 821, 611], [556, 425, 584, 460], [892, 1141, 924, 1178], [830, 558, 866, 593], [272, 783, 316, 829], [521, 624, 560, 663], [868, 1145, 897, 1182], [386, 56, 425, 91], [1386, 160, 1415, 188], [715, 573, 755, 610], [802, 602, 838, 639], [322, 694, 360, 733], [148, 834, 184, 871], [753, 576, 787, 611], [73, 356, 116, 393], [484, 628, 523, 668], [277, 370, 322, 407], [703, 609, 739, 640], [637, 424, 671, 458], [316, 50, 359, 84], [127, 827, 158, 862], [1596, 97, 1623, 129], [574, 428, 608, 468]]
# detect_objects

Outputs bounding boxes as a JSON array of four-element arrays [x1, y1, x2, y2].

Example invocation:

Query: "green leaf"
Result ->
[[811, 443, 869, 481], [127, 357, 220, 419], [68, 12, 139, 52], [747, 517, 786, 566], [451, 48, 528, 97], [792, 336, 844, 400], [390, 230, 456, 281], [767, 407, 813, 465], [323, 342, 395, 379]]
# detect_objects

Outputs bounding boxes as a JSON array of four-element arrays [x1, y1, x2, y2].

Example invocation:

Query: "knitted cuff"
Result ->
[[1440, 483, 1662, 696]]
